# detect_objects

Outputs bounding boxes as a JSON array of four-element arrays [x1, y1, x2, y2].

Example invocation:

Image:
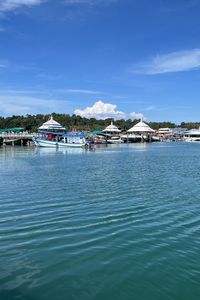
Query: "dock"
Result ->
[[0, 132, 36, 146]]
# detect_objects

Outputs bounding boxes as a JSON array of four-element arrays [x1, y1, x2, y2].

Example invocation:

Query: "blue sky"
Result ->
[[0, 0, 200, 122]]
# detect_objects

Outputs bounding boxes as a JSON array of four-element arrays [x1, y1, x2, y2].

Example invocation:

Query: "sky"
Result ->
[[0, 0, 200, 123]]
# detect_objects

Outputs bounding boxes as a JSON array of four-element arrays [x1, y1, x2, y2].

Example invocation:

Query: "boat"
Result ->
[[107, 136, 124, 144], [184, 127, 200, 142], [35, 116, 87, 148], [156, 127, 173, 135], [86, 130, 107, 144], [151, 135, 160, 142], [121, 133, 142, 143], [93, 137, 107, 144], [35, 131, 87, 148]]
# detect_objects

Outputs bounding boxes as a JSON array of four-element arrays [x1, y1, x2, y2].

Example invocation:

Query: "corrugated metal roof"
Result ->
[[0, 127, 24, 132]]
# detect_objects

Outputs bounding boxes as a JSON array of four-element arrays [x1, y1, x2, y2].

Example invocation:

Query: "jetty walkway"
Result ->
[[0, 132, 36, 146]]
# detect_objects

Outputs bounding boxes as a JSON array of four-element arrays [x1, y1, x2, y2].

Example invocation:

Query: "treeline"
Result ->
[[0, 114, 199, 132]]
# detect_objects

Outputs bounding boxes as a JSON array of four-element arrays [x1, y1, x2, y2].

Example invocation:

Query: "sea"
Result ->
[[1, 142, 200, 300]]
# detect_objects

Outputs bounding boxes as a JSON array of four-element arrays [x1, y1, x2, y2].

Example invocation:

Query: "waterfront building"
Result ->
[[102, 121, 121, 135], [102, 122, 122, 143], [121, 120, 154, 142], [102, 121, 122, 143], [127, 120, 155, 134]]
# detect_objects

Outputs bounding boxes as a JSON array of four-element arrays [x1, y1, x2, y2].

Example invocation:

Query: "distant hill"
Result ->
[[0, 114, 198, 132]]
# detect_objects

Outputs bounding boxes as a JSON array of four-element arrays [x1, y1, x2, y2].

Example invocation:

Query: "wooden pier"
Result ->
[[0, 132, 36, 146]]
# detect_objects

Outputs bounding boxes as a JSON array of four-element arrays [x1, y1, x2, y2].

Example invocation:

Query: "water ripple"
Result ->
[[1, 143, 200, 300]]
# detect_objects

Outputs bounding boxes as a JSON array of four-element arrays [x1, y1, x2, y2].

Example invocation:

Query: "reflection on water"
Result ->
[[34, 146, 86, 156], [0, 143, 150, 159], [0, 146, 35, 159]]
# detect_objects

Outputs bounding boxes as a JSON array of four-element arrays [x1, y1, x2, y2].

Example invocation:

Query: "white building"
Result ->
[[121, 120, 155, 142], [102, 121, 121, 135], [127, 120, 155, 134]]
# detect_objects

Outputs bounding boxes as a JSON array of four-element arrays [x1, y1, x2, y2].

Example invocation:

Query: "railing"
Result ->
[[0, 132, 37, 139]]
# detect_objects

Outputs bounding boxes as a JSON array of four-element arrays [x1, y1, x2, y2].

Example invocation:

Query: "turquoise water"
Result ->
[[1, 143, 200, 300]]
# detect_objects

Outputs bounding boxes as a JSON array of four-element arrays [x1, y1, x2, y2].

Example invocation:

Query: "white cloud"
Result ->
[[0, 91, 146, 120], [64, 0, 116, 5], [129, 111, 145, 120], [133, 49, 200, 74], [64, 0, 95, 4], [56, 88, 102, 95], [0, 91, 70, 116], [74, 100, 125, 119], [0, 0, 45, 12], [36, 73, 63, 81]]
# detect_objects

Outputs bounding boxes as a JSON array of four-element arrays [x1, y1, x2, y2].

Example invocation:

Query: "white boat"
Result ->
[[35, 132, 87, 148], [157, 127, 173, 135], [35, 116, 87, 148], [107, 136, 124, 144], [121, 133, 142, 142], [152, 135, 160, 141], [184, 128, 200, 142]]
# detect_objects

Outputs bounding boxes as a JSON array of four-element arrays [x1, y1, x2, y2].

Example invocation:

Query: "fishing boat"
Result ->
[[35, 131, 87, 148], [35, 116, 87, 148]]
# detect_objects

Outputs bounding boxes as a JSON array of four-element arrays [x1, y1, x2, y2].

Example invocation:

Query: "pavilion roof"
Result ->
[[127, 120, 155, 133], [102, 121, 121, 133]]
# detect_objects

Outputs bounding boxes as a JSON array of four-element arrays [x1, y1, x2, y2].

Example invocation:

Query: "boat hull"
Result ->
[[35, 139, 85, 148], [184, 138, 200, 142], [107, 140, 124, 144]]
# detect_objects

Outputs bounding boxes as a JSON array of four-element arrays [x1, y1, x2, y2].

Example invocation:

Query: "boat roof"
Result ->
[[89, 130, 103, 135], [87, 130, 105, 136], [66, 132, 85, 137], [185, 128, 200, 135], [38, 130, 84, 137], [0, 127, 24, 132]]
